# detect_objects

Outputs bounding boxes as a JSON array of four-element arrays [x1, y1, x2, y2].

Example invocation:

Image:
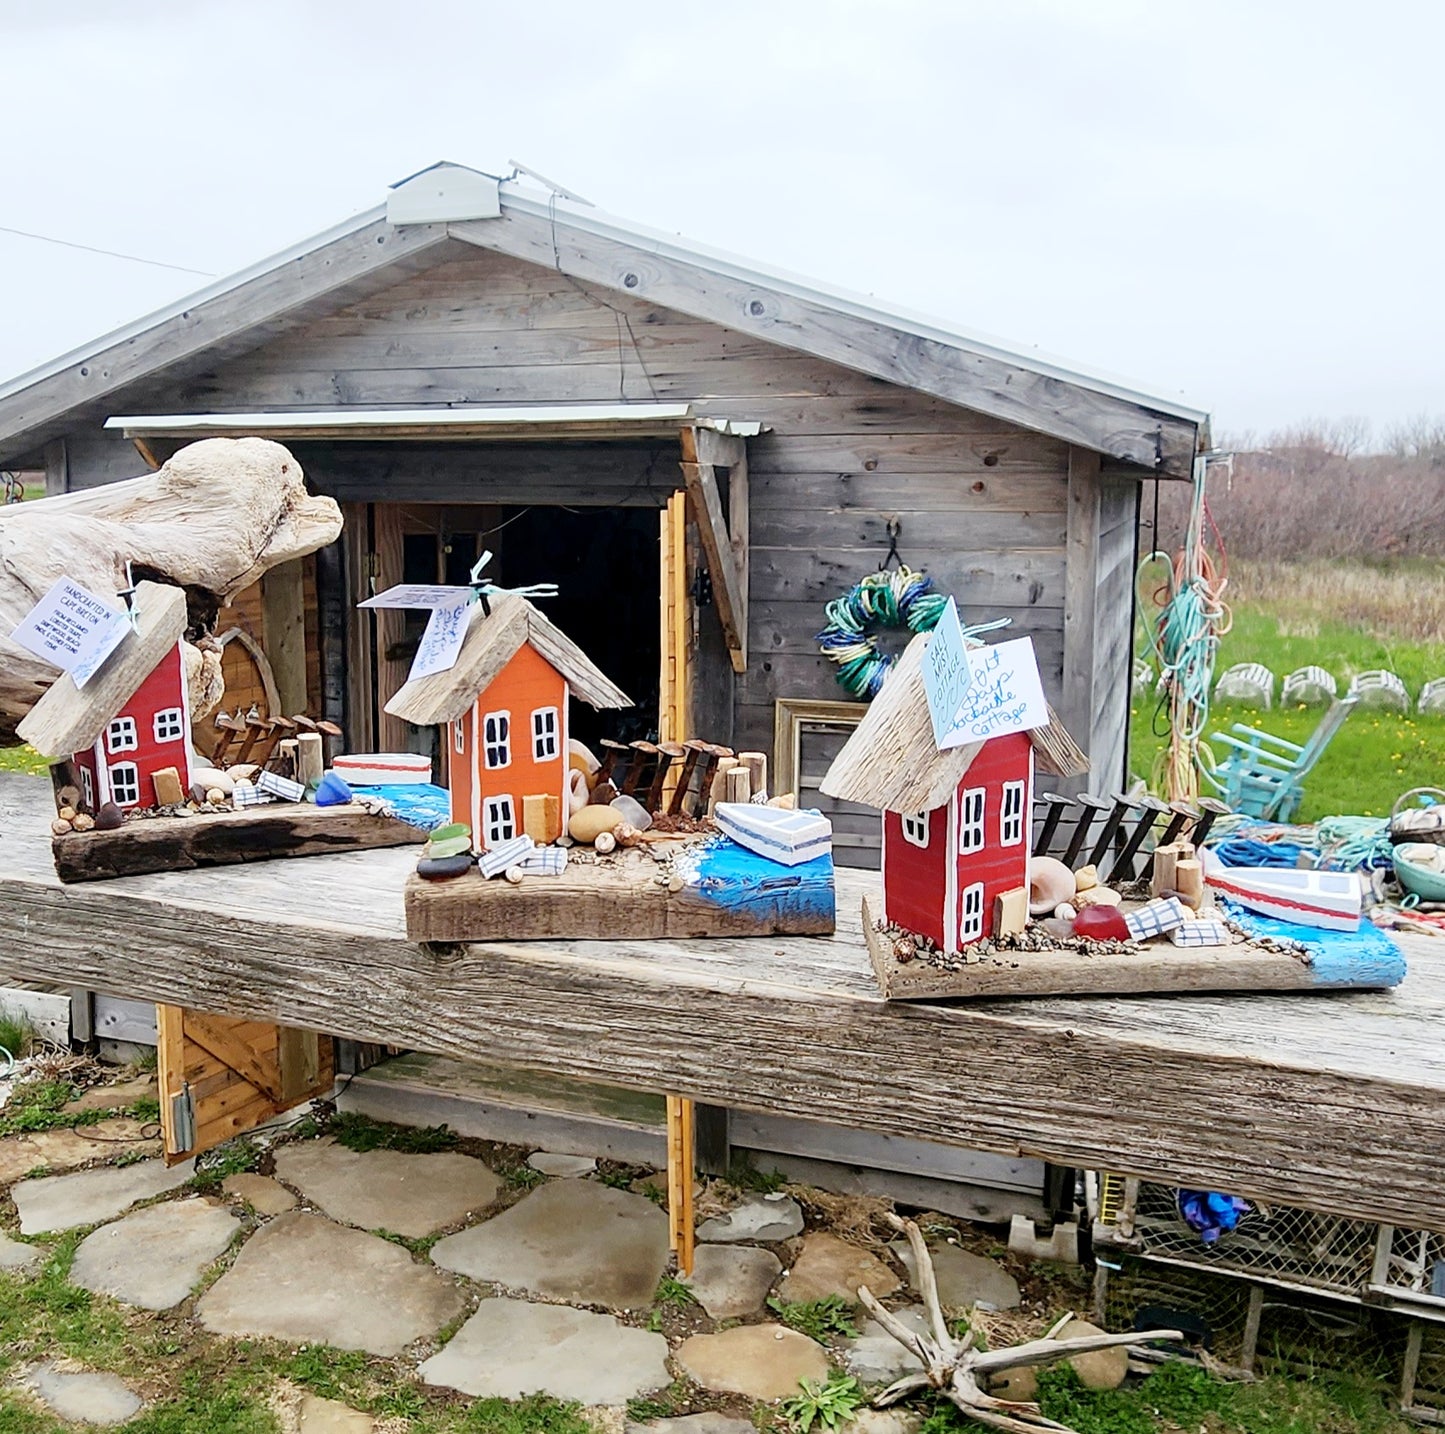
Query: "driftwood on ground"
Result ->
[[0, 438, 341, 742]]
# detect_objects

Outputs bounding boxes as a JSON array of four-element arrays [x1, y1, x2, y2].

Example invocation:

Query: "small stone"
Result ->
[[425, 833, 473, 859], [70, 1197, 240, 1309], [273, 1140, 500, 1238], [527, 1151, 597, 1178], [58, 805, 77, 822], [314, 771, 354, 806], [420, 1297, 669, 1402], [695, 1192, 803, 1243], [222, 1172, 298, 1215], [843, 1308, 929, 1384], [1054, 1316, 1129, 1390], [891, 1240, 1021, 1312], [0, 1231, 44, 1273], [94, 802, 124, 831], [593, 831, 617, 855], [298, 1393, 374, 1432], [431, 1179, 668, 1311], [674, 1324, 829, 1400], [206, 788, 227, 806], [1072, 904, 1131, 941], [504, 865, 525, 884], [417, 852, 474, 879], [569, 804, 624, 844], [682, 1243, 781, 1318], [13, 1157, 193, 1235], [51, 817, 72, 835], [781, 1231, 899, 1304], [71, 812, 96, 831], [21, 1362, 144, 1427]]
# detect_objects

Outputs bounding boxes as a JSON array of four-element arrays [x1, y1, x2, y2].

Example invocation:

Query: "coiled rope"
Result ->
[[1137, 457, 1232, 800], [817, 566, 951, 698]]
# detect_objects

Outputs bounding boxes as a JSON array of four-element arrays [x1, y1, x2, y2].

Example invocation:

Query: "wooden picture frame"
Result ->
[[773, 698, 870, 800]]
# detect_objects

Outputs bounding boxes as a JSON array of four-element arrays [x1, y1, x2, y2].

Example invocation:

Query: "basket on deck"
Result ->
[[1390, 787, 1445, 847]]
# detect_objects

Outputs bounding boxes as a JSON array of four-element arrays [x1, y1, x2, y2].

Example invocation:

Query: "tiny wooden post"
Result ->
[[739, 751, 768, 799], [724, 766, 751, 805], [1151, 843, 1181, 898], [708, 757, 741, 815], [274, 739, 299, 781], [1176, 856, 1205, 910], [665, 1094, 696, 1275], [296, 732, 325, 788]]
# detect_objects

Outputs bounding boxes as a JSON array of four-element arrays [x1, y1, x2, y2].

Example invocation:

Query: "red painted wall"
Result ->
[[89, 643, 193, 810], [881, 805, 950, 949], [952, 731, 1033, 948]]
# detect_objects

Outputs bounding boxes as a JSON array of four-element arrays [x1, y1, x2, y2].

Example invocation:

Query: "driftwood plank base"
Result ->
[[406, 842, 836, 943], [862, 895, 1403, 1000], [52, 803, 424, 883]]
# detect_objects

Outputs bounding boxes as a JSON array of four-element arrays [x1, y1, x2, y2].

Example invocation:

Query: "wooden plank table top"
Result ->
[[0, 772, 1441, 1231]]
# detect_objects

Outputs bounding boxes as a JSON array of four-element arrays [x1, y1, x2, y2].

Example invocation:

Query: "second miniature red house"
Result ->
[[821, 633, 1086, 954], [385, 594, 630, 850], [18, 581, 195, 812]]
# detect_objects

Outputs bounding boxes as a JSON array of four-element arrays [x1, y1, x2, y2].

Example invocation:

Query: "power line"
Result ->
[[0, 223, 216, 277]]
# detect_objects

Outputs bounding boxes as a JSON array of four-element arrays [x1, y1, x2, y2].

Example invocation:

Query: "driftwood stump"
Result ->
[[0, 437, 341, 741], [858, 1214, 1181, 1434]]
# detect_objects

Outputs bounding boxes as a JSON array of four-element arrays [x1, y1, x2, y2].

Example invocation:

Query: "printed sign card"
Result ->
[[359, 584, 474, 610], [940, 636, 1048, 749], [10, 577, 130, 688]]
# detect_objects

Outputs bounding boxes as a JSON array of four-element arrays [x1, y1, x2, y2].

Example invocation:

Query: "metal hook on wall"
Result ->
[[879, 517, 903, 571]]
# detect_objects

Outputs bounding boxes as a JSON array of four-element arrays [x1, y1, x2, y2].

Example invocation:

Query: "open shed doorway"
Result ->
[[368, 500, 667, 762]]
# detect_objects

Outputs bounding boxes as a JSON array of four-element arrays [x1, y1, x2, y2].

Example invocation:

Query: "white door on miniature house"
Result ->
[[959, 881, 986, 945]]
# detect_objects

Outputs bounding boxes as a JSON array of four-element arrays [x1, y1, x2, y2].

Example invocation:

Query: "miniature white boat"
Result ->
[[1206, 864, 1362, 932], [714, 802, 832, 867], [332, 752, 432, 785]]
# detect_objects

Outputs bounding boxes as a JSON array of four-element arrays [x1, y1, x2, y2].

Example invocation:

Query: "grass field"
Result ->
[[1132, 559, 1445, 819]]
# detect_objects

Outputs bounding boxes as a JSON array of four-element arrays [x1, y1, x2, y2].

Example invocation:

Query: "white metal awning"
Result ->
[[104, 404, 764, 444]]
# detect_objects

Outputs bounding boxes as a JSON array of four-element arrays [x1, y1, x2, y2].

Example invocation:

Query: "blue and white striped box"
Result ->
[[1124, 896, 1189, 941], [1172, 918, 1232, 947], [257, 770, 305, 803], [519, 846, 569, 876], [479, 834, 536, 877]]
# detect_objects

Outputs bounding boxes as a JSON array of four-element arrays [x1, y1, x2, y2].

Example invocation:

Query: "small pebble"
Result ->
[[206, 787, 226, 805], [57, 805, 77, 822], [417, 853, 474, 880], [94, 802, 125, 830], [51, 817, 72, 835], [594, 831, 617, 855], [504, 866, 525, 885]]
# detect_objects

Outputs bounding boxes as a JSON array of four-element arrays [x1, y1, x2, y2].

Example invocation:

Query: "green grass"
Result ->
[[0, 1009, 39, 1061], [780, 1374, 865, 1433], [0, 745, 50, 777], [325, 1110, 459, 1154], [767, 1294, 859, 1341], [1133, 558, 1445, 819], [655, 1273, 699, 1308]]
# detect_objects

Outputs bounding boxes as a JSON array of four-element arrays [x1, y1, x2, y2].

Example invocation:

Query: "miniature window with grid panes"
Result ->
[[484, 795, 516, 845], [901, 811, 930, 848], [106, 716, 138, 754], [110, 762, 140, 807], [153, 707, 184, 743], [960, 881, 985, 942], [532, 707, 559, 761], [483, 711, 510, 768], [958, 788, 986, 854], [1000, 780, 1025, 846]]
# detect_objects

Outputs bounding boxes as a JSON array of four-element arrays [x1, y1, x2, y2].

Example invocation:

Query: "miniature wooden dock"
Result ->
[[405, 841, 835, 943], [51, 802, 425, 883], [1, 772, 1442, 1234]]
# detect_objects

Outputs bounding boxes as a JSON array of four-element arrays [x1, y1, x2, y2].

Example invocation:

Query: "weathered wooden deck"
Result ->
[[1, 772, 1441, 1231]]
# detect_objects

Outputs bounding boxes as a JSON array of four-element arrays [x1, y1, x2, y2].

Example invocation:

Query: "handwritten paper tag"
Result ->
[[939, 636, 1048, 749], [920, 598, 973, 748], [10, 577, 130, 688], [359, 584, 474, 610], [409, 600, 470, 680]]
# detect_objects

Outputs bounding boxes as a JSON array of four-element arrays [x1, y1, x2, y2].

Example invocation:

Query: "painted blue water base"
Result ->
[[367, 782, 452, 832], [674, 836, 836, 932], [1218, 898, 1407, 989]]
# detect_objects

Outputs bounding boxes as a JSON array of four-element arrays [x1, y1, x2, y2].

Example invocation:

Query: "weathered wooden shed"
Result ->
[[0, 163, 1211, 838]]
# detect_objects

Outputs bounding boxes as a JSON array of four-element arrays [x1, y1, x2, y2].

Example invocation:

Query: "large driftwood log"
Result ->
[[0, 438, 341, 741], [860, 1214, 1181, 1433]]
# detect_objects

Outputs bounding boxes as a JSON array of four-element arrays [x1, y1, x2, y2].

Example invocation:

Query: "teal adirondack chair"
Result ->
[[1205, 697, 1358, 821]]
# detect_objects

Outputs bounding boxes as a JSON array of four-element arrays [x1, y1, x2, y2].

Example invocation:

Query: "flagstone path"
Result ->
[[0, 1112, 1036, 1428]]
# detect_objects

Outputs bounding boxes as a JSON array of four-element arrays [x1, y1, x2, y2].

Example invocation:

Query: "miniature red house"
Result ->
[[821, 634, 1086, 954], [384, 594, 630, 850], [18, 581, 196, 812]]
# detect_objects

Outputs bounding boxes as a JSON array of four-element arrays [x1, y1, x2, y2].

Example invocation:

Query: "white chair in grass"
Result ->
[[1347, 670, 1410, 711], [1132, 657, 1154, 689], [1281, 665, 1338, 706], [1419, 678, 1445, 715], [1214, 662, 1275, 708]]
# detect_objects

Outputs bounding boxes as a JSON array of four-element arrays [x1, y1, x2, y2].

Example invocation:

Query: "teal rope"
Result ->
[[817, 567, 952, 698]]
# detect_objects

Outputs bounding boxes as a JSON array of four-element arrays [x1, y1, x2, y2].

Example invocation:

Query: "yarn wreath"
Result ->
[[817, 566, 949, 698]]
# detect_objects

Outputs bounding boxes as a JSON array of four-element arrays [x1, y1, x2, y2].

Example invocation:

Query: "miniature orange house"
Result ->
[[384, 594, 631, 851]]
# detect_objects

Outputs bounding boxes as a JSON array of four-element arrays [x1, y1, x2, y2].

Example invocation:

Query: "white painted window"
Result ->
[[453, 718, 466, 755], [81, 768, 94, 810], [109, 761, 140, 808], [483, 795, 516, 846], [958, 787, 986, 854], [153, 707, 184, 743], [960, 882, 985, 943], [483, 711, 511, 769], [1000, 780, 1026, 847], [106, 716, 138, 754], [532, 706, 559, 761], [901, 811, 930, 848]]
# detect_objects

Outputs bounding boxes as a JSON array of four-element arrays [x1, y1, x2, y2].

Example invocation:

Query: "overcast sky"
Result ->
[[3, 0, 1440, 443]]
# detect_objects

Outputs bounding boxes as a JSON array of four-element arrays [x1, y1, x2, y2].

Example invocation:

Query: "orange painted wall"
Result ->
[[468, 645, 569, 849]]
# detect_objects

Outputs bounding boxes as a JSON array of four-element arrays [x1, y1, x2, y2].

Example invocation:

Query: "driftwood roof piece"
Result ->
[[820, 633, 1087, 813], [384, 593, 631, 727], [17, 581, 187, 760]]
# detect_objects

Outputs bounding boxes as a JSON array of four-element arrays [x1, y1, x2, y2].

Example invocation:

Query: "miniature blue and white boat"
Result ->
[[1206, 865, 1362, 932], [714, 803, 833, 867]]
